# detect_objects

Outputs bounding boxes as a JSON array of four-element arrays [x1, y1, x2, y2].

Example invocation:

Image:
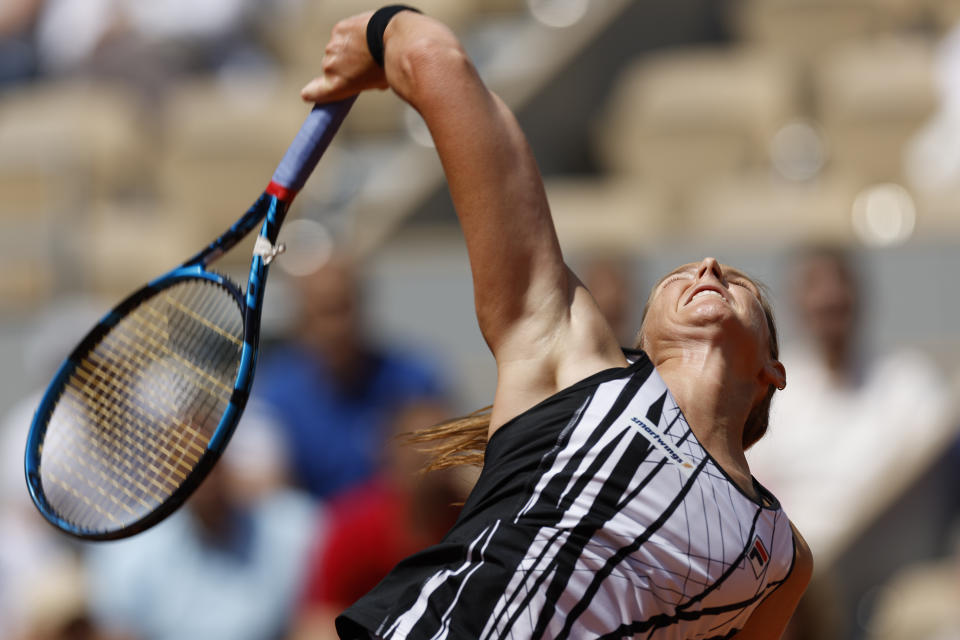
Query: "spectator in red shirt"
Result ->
[[291, 400, 471, 640]]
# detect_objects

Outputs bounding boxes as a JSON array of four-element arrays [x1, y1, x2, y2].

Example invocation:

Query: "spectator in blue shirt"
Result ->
[[254, 255, 447, 500]]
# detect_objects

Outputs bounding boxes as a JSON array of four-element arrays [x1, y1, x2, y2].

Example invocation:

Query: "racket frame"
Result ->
[[26, 98, 354, 540]]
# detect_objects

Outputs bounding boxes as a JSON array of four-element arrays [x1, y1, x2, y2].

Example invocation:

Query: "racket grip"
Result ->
[[270, 96, 356, 198]]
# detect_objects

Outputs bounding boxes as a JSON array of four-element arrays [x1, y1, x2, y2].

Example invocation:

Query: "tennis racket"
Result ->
[[25, 97, 356, 540]]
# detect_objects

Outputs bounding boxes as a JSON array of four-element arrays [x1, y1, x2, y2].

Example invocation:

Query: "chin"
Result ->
[[686, 303, 735, 326], [685, 314, 762, 349]]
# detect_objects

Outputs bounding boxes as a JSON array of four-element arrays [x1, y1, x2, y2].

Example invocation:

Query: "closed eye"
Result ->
[[660, 273, 693, 288], [730, 278, 760, 297]]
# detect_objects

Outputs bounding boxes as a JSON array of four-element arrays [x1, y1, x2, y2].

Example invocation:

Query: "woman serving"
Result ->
[[301, 7, 812, 639]]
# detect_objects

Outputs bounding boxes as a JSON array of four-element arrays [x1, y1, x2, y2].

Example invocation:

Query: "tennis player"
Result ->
[[301, 6, 813, 639]]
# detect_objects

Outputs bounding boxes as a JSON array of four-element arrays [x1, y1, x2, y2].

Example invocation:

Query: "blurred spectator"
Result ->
[[747, 244, 953, 640], [12, 556, 129, 640], [291, 400, 471, 640], [84, 415, 319, 640], [32, 0, 275, 102], [0, 297, 104, 639], [253, 255, 447, 501], [0, 0, 43, 86], [749, 245, 951, 559], [0, 399, 78, 639]]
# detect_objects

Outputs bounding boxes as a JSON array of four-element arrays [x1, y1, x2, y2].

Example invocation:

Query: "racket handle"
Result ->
[[269, 96, 356, 199]]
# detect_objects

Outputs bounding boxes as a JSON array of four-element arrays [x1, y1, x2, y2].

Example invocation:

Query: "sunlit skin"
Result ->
[[640, 258, 786, 499]]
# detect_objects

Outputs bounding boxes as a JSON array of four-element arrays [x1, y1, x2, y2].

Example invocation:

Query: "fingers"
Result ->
[[300, 68, 388, 103], [301, 12, 386, 104], [300, 75, 333, 102]]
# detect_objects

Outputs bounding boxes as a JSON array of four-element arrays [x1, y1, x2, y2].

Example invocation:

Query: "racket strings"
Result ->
[[46, 339, 206, 523], [39, 280, 244, 533], [61, 362, 197, 485]]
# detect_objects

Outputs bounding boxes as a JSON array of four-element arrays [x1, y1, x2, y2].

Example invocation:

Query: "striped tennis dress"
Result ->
[[336, 350, 798, 639]]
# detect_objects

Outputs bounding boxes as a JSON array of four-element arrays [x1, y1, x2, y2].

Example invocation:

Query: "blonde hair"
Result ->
[[404, 405, 491, 471], [409, 270, 781, 469]]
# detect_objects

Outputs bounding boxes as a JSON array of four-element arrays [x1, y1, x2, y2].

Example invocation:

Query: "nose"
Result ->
[[696, 257, 725, 283]]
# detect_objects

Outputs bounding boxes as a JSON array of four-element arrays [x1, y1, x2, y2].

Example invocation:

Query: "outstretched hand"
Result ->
[[301, 12, 389, 103]]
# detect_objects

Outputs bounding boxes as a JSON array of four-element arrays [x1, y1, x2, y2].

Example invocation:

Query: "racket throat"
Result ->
[[252, 236, 286, 265]]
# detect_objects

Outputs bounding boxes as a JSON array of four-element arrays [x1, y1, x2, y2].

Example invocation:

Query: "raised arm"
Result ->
[[302, 10, 624, 428]]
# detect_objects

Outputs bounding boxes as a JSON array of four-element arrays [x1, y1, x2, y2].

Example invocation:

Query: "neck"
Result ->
[[651, 341, 759, 496]]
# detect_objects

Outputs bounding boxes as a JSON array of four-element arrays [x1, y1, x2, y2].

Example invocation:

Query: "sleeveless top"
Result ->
[[336, 350, 797, 639]]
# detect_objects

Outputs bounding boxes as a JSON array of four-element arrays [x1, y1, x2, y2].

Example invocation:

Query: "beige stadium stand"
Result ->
[[813, 36, 938, 183], [0, 80, 151, 202], [81, 202, 196, 298], [474, 0, 528, 15], [683, 170, 860, 244], [731, 0, 897, 65], [544, 177, 671, 253], [596, 47, 799, 207], [911, 185, 960, 237], [0, 162, 72, 311], [0, 80, 148, 310]]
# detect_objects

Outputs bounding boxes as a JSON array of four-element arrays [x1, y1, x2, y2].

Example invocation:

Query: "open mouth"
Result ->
[[684, 286, 727, 306]]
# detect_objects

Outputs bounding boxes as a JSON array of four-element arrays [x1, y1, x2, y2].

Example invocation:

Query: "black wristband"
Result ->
[[366, 5, 421, 67]]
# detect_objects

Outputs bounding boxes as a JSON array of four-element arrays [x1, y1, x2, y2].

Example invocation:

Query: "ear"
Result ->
[[760, 358, 786, 391]]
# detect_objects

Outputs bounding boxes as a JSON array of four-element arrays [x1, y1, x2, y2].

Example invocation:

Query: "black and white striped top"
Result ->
[[337, 350, 797, 640]]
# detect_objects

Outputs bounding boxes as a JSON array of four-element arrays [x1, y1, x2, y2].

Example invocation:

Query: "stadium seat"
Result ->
[[912, 185, 960, 237], [81, 202, 196, 297], [813, 35, 938, 183], [0, 163, 66, 310], [683, 170, 860, 243], [544, 177, 671, 252], [595, 46, 799, 206], [731, 0, 894, 65], [0, 80, 149, 308], [0, 80, 151, 202]]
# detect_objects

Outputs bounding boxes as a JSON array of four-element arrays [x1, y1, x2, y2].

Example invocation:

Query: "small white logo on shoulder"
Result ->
[[629, 415, 695, 475]]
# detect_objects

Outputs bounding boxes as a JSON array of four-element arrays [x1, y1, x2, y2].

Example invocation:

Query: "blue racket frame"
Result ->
[[26, 97, 355, 540]]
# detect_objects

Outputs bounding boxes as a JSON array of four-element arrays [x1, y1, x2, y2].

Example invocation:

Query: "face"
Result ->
[[296, 258, 362, 356], [640, 257, 773, 370], [793, 253, 857, 352]]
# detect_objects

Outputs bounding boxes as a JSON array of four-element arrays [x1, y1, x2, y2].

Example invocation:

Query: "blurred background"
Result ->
[[1, 0, 959, 638]]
